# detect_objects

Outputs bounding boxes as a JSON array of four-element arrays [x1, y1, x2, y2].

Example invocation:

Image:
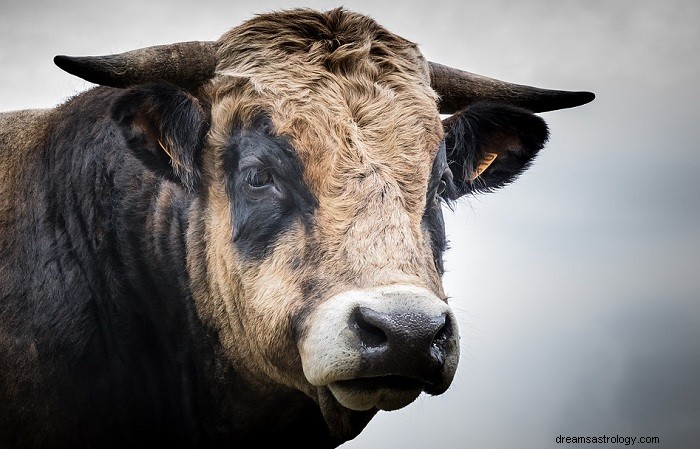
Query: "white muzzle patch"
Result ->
[[299, 284, 460, 411]]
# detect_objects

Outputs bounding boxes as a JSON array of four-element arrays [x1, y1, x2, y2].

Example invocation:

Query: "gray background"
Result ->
[[2, 1, 698, 448]]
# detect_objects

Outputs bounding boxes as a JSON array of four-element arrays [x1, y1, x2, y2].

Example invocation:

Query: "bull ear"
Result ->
[[111, 82, 208, 192], [443, 102, 549, 198]]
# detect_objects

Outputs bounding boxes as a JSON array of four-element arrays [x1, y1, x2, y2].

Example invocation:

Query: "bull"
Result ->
[[0, 8, 593, 448]]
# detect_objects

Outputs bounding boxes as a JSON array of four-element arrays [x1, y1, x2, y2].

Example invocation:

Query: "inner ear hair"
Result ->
[[157, 138, 178, 167]]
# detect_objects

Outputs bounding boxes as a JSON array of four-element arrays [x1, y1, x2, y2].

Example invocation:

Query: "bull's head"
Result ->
[[54, 8, 593, 442]]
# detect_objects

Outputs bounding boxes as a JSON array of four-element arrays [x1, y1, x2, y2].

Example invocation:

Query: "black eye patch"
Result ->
[[222, 117, 317, 260]]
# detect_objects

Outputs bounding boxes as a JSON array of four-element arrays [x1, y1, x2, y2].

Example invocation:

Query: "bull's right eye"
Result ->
[[226, 121, 316, 259], [244, 168, 273, 188]]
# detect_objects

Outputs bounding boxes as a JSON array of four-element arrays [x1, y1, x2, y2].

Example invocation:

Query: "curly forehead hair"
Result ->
[[215, 7, 432, 82], [208, 8, 443, 208]]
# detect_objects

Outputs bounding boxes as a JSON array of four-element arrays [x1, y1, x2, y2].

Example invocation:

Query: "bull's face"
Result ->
[[58, 7, 593, 441], [196, 12, 461, 428]]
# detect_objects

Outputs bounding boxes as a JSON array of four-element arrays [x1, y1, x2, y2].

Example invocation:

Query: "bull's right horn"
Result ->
[[54, 41, 218, 90], [429, 61, 595, 114]]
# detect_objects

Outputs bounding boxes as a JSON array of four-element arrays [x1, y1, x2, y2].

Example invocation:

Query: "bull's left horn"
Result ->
[[54, 41, 218, 90], [429, 61, 595, 114]]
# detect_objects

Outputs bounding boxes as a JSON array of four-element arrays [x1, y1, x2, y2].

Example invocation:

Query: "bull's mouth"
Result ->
[[334, 375, 430, 392], [328, 375, 432, 411]]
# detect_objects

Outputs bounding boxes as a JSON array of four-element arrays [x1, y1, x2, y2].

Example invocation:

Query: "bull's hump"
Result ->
[[0, 109, 52, 206], [0, 108, 51, 150]]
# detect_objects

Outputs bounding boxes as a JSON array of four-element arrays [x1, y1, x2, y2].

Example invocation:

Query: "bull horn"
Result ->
[[54, 41, 218, 90], [429, 61, 594, 114]]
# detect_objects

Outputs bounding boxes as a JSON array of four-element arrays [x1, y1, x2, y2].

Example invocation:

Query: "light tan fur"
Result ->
[[189, 8, 447, 395]]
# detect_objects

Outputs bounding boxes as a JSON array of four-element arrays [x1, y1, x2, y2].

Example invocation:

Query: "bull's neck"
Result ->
[[42, 87, 199, 331], [115, 176, 195, 303]]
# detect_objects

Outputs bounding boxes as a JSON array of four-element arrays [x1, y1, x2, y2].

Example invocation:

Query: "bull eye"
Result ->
[[432, 178, 447, 203], [433, 168, 454, 202], [437, 179, 447, 196], [244, 168, 273, 188]]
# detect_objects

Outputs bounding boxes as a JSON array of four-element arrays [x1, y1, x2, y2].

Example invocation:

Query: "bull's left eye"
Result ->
[[433, 168, 454, 202], [244, 168, 273, 188], [432, 177, 448, 202], [437, 179, 446, 196]]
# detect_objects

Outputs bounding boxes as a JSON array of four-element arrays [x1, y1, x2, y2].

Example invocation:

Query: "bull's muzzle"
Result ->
[[299, 285, 460, 412]]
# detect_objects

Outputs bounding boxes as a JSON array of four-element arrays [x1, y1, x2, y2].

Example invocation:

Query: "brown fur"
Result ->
[[0, 109, 51, 254], [189, 8, 447, 397]]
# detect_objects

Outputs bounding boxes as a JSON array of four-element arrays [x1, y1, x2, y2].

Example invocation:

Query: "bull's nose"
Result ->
[[350, 305, 454, 385], [300, 284, 460, 411]]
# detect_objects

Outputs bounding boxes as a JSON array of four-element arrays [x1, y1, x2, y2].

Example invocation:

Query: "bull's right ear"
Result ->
[[111, 82, 208, 192], [442, 101, 549, 199]]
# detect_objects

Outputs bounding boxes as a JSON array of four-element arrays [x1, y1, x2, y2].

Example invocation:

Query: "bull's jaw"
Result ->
[[317, 387, 378, 442], [300, 284, 460, 413]]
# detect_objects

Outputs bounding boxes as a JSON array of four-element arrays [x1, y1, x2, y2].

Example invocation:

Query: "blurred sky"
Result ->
[[1, 1, 699, 448]]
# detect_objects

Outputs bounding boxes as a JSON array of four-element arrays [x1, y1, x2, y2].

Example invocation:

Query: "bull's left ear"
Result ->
[[443, 102, 549, 198], [112, 82, 208, 192]]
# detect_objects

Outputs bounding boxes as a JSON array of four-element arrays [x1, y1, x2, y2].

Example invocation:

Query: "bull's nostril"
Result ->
[[432, 313, 452, 346], [353, 307, 388, 349], [430, 313, 452, 364]]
